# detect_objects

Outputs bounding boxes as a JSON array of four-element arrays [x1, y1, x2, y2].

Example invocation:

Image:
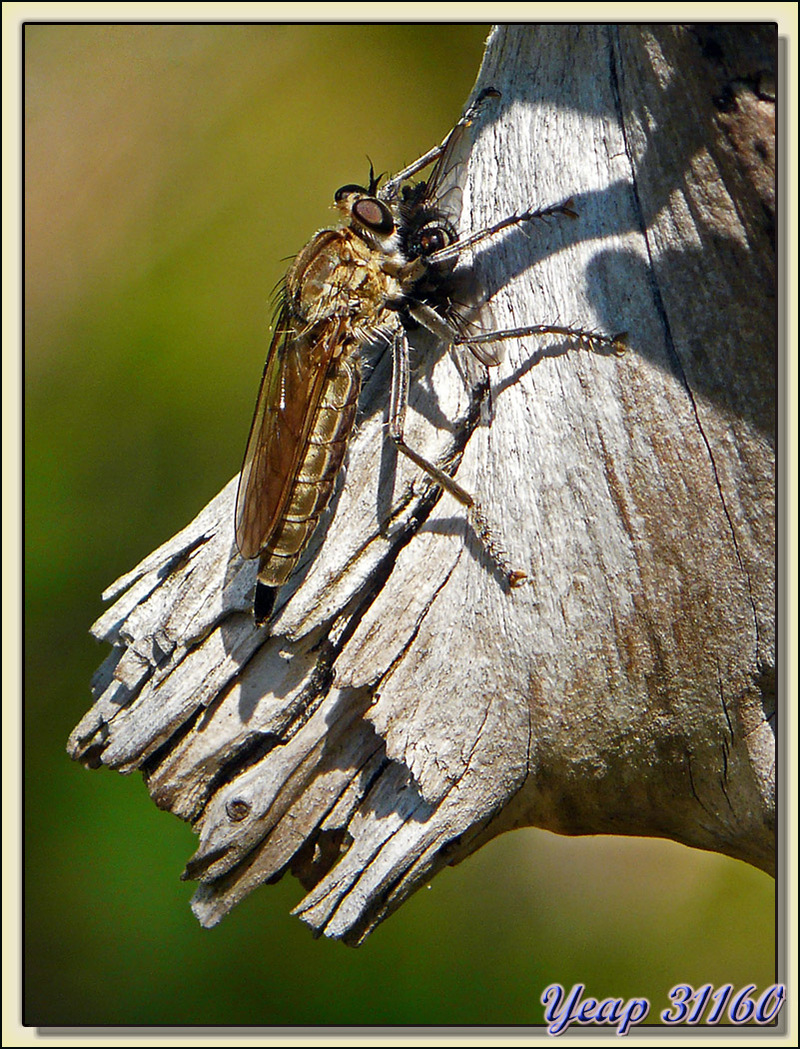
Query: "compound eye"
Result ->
[[334, 183, 368, 203], [352, 197, 394, 234], [416, 224, 454, 256]]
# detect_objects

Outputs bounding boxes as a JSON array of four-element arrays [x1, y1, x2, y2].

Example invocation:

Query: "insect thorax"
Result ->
[[286, 227, 406, 347]]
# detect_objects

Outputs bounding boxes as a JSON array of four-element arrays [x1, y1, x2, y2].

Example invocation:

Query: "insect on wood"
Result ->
[[235, 89, 627, 623]]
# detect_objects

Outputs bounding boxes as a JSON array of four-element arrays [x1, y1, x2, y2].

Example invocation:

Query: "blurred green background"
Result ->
[[25, 24, 775, 1028]]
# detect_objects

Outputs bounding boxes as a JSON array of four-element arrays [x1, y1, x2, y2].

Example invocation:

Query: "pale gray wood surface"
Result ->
[[68, 25, 775, 944]]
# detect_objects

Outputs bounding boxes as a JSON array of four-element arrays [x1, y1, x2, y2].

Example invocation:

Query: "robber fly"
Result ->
[[235, 89, 626, 623]]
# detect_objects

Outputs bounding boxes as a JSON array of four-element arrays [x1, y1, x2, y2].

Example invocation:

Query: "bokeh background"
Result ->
[[24, 23, 775, 1028]]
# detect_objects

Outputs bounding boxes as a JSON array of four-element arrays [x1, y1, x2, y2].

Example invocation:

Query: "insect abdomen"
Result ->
[[257, 354, 361, 588]]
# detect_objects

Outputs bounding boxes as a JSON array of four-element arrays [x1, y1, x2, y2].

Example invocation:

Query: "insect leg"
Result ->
[[401, 264, 627, 361], [457, 324, 628, 357], [387, 329, 526, 587], [388, 329, 475, 509], [414, 201, 580, 273]]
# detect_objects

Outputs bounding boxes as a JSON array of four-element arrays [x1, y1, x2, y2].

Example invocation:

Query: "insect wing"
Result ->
[[235, 306, 337, 559], [412, 114, 507, 370], [419, 117, 468, 224], [397, 123, 466, 237]]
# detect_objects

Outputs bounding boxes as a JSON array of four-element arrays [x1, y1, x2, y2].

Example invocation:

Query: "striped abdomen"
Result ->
[[257, 353, 361, 588]]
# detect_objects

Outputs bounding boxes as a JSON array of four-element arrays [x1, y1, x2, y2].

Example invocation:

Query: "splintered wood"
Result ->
[[68, 25, 775, 944]]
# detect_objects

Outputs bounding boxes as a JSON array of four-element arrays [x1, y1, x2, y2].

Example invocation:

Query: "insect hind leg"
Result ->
[[387, 329, 526, 588]]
